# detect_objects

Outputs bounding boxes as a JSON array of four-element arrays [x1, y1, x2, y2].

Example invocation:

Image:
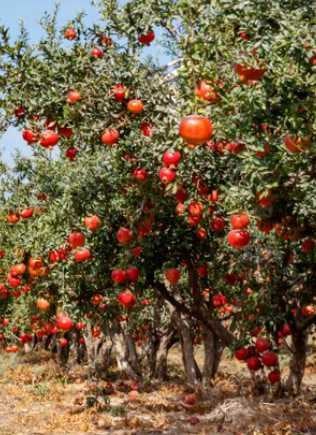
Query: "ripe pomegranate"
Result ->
[[0, 249, 5, 259], [227, 229, 250, 249], [255, 337, 271, 353], [138, 30, 155, 45], [10, 263, 26, 276], [212, 293, 227, 307], [234, 64, 265, 83], [126, 266, 140, 283], [74, 248, 91, 263], [101, 128, 120, 145], [58, 126, 73, 138], [15, 106, 26, 118], [131, 246, 143, 257], [140, 121, 153, 136], [112, 83, 127, 101], [235, 347, 249, 361], [59, 338, 68, 348], [64, 27, 77, 40], [65, 146, 78, 160], [7, 212, 20, 224], [68, 231, 85, 249], [262, 351, 278, 367], [246, 356, 261, 371], [29, 257, 43, 270], [211, 216, 225, 232], [159, 167, 176, 184], [179, 115, 213, 145], [197, 264, 207, 278], [0, 285, 9, 300], [66, 90, 81, 104], [127, 99, 144, 114], [117, 290, 136, 309], [116, 227, 133, 246], [90, 47, 104, 58], [162, 150, 181, 168], [39, 130, 60, 148], [230, 213, 250, 229], [36, 298, 50, 311], [268, 369, 281, 384], [56, 314, 73, 331], [84, 215, 102, 231], [111, 269, 127, 284], [22, 129, 38, 144], [188, 201, 203, 217], [165, 268, 181, 285], [133, 168, 148, 182], [21, 208, 34, 219], [195, 80, 219, 103], [196, 227, 207, 239]]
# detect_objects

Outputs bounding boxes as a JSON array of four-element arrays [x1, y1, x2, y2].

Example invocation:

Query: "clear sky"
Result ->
[[0, 1, 170, 166]]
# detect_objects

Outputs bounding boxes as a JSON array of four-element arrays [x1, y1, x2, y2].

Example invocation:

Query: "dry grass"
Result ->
[[0, 348, 315, 434]]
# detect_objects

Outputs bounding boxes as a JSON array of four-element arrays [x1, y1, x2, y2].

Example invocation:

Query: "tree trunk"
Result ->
[[111, 327, 141, 380], [202, 324, 223, 389], [154, 328, 178, 380], [83, 325, 112, 379], [176, 312, 201, 387], [286, 329, 307, 395]]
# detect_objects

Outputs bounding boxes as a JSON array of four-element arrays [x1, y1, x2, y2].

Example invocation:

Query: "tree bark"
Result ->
[[176, 312, 201, 387], [286, 329, 307, 395], [202, 324, 223, 389]]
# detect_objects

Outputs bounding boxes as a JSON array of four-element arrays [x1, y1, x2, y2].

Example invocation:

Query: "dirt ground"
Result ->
[[0, 347, 315, 435]]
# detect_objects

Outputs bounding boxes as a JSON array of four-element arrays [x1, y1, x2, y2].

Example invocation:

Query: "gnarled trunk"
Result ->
[[176, 312, 201, 387], [286, 329, 307, 395], [111, 326, 142, 380], [202, 324, 223, 389], [83, 325, 112, 379]]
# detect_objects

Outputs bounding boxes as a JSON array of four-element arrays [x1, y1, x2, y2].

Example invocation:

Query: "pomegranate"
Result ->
[[227, 229, 250, 249], [179, 115, 213, 145], [101, 128, 120, 145], [165, 268, 181, 285]]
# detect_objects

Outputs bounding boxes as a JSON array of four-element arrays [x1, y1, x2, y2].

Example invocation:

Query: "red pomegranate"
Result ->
[[112, 83, 127, 101], [22, 129, 38, 144], [162, 150, 181, 168], [117, 290, 136, 309], [159, 167, 176, 184], [66, 90, 81, 104], [230, 213, 250, 229], [21, 208, 34, 219], [64, 27, 77, 40], [56, 314, 73, 331], [127, 99, 144, 114], [262, 351, 278, 367], [195, 80, 219, 103], [126, 266, 140, 282], [90, 47, 104, 58], [65, 147, 78, 160], [58, 126, 73, 138], [268, 370, 281, 384], [116, 227, 133, 245], [133, 168, 148, 182], [68, 231, 85, 249], [235, 347, 249, 361], [140, 121, 153, 137], [101, 128, 120, 145], [179, 115, 213, 145], [246, 356, 261, 371], [211, 216, 225, 232], [111, 268, 127, 284], [165, 268, 181, 285], [227, 230, 250, 249], [138, 30, 155, 45], [39, 130, 60, 148], [84, 215, 102, 231], [74, 248, 91, 263], [255, 337, 271, 353]]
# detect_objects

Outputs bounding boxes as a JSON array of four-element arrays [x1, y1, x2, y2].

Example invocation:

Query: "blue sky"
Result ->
[[0, 1, 170, 166]]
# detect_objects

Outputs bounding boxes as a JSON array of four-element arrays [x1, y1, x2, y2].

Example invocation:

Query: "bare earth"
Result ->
[[0, 348, 315, 435]]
